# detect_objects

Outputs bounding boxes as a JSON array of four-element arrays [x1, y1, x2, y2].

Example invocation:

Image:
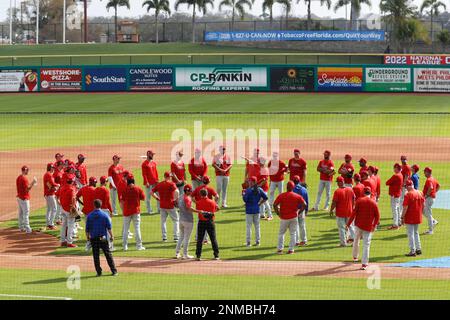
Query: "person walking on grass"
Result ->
[[401, 180, 424, 257], [242, 176, 268, 247]]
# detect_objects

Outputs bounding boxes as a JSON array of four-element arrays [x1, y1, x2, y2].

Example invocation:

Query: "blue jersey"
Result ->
[[243, 187, 268, 214], [86, 209, 112, 239], [293, 184, 309, 213], [411, 173, 419, 190]]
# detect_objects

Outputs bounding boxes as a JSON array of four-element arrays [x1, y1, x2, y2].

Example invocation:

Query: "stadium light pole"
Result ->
[[84, 0, 88, 43], [9, 0, 13, 44], [63, 0, 66, 43], [36, 0, 39, 44]]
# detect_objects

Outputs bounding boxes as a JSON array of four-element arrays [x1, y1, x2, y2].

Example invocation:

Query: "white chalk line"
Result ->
[[0, 293, 72, 300]]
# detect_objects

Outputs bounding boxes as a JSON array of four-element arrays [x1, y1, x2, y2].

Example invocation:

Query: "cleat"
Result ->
[[182, 255, 194, 260], [287, 250, 294, 254], [405, 251, 416, 257], [415, 250, 422, 255], [360, 264, 368, 270], [387, 225, 399, 230], [266, 217, 273, 221], [353, 257, 358, 263], [276, 249, 283, 255], [299, 241, 307, 246], [66, 243, 77, 248], [61, 241, 68, 247]]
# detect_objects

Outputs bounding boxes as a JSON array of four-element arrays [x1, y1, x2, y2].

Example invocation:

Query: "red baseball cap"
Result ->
[[164, 171, 171, 178], [66, 177, 74, 184], [405, 179, 413, 187], [292, 175, 300, 184], [78, 154, 86, 160], [287, 181, 295, 191], [128, 174, 135, 180], [412, 164, 419, 172], [353, 173, 361, 181], [424, 167, 432, 173], [360, 171, 369, 177], [56, 160, 64, 167], [147, 150, 155, 156], [364, 186, 372, 194], [202, 176, 210, 184], [394, 163, 401, 170], [47, 163, 54, 171], [55, 153, 64, 159], [21, 165, 29, 171], [359, 157, 367, 163], [184, 184, 192, 192], [112, 155, 121, 160], [249, 176, 257, 183], [89, 177, 97, 185], [345, 154, 352, 159], [368, 166, 375, 172], [294, 148, 300, 153], [100, 176, 107, 184], [123, 170, 130, 177], [324, 150, 331, 154], [336, 176, 345, 183], [401, 155, 407, 160]]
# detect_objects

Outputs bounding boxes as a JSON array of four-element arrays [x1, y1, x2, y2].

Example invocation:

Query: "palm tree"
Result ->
[[334, 0, 372, 30], [102, 0, 131, 43], [143, 0, 171, 44], [397, 18, 430, 52], [297, 0, 332, 30], [262, 0, 276, 27], [420, 0, 446, 45], [277, 0, 292, 29], [218, 0, 254, 30], [175, 0, 214, 43], [380, 0, 417, 51]]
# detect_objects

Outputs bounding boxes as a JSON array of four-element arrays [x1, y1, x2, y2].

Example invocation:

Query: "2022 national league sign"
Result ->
[[40, 68, 82, 92], [317, 67, 363, 92], [0, 69, 38, 92], [365, 67, 412, 92], [270, 67, 315, 92], [129, 67, 173, 91], [414, 68, 450, 92], [175, 66, 267, 91], [84, 67, 127, 92]]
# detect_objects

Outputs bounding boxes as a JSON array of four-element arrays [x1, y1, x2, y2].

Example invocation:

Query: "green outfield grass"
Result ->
[[5, 161, 448, 263], [0, 268, 449, 300]]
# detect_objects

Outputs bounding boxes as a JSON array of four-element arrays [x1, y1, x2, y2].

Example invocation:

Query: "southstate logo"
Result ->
[[85, 74, 92, 86]]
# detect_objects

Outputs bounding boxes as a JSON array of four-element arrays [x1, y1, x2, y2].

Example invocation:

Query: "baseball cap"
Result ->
[[100, 176, 107, 184], [66, 177, 74, 184], [336, 176, 345, 183], [112, 155, 121, 160], [405, 179, 413, 187], [363, 186, 372, 194], [164, 171, 171, 178], [123, 170, 130, 177], [292, 175, 300, 184], [147, 150, 155, 156], [401, 155, 407, 160], [345, 154, 352, 159], [412, 164, 419, 172], [368, 166, 375, 172], [21, 165, 29, 171], [56, 160, 64, 167], [394, 163, 401, 170], [184, 184, 192, 192], [89, 177, 97, 185], [55, 153, 64, 159], [424, 167, 432, 173], [287, 181, 295, 191], [249, 176, 257, 183], [359, 157, 367, 163], [360, 171, 369, 177], [324, 150, 331, 154], [353, 173, 361, 181], [46, 163, 54, 171], [202, 176, 210, 184], [294, 148, 300, 153], [77, 154, 86, 160]]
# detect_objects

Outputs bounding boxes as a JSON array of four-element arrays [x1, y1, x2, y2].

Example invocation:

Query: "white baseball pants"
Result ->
[[160, 208, 180, 241], [192, 180, 203, 190], [176, 221, 194, 257], [390, 196, 401, 227], [269, 181, 284, 206], [60, 210, 75, 244], [278, 217, 299, 251], [216, 176, 230, 206], [295, 210, 307, 244], [110, 188, 119, 215], [260, 201, 272, 218], [246, 214, 261, 244], [122, 214, 143, 249], [336, 217, 355, 245], [45, 195, 58, 227], [352, 227, 373, 265], [424, 197, 437, 232], [145, 184, 160, 214], [406, 224, 421, 252], [314, 180, 332, 210], [17, 198, 31, 233]]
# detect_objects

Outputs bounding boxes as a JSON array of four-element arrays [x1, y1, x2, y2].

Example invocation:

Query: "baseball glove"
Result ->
[[69, 206, 82, 219], [176, 181, 185, 188]]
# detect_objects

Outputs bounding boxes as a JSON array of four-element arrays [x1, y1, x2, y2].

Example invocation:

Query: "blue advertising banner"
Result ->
[[204, 30, 385, 42], [129, 67, 173, 91], [84, 67, 127, 91]]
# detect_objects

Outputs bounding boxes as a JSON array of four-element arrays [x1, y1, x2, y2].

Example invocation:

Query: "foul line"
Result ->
[[0, 293, 72, 300], [1, 111, 450, 115]]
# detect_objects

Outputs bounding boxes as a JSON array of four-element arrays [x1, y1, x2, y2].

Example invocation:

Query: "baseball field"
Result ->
[[0, 91, 449, 300]]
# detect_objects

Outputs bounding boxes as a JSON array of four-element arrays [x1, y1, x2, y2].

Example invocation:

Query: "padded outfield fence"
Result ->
[[1, 63, 450, 93]]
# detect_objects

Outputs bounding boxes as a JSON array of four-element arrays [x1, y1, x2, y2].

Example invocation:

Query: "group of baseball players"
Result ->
[[15, 147, 441, 270]]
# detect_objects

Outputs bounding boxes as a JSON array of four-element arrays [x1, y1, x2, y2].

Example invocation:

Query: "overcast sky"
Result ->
[[0, 0, 440, 23]]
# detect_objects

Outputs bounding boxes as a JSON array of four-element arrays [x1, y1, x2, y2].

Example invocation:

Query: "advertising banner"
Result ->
[[384, 55, 450, 65], [129, 67, 173, 91], [317, 67, 363, 92], [0, 69, 38, 92], [84, 67, 127, 92], [414, 68, 450, 92], [175, 66, 267, 91], [205, 30, 385, 42], [270, 67, 315, 92], [365, 67, 412, 92], [40, 68, 82, 91]]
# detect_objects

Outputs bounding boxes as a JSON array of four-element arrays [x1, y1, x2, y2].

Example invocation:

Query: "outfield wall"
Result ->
[[1, 64, 449, 93]]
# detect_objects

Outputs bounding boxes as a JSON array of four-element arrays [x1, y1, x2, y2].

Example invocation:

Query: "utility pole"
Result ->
[[84, 0, 88, 43], [36, 0, 39, 44], [63, 0, 66, 43], [9, 0, 13, 44]]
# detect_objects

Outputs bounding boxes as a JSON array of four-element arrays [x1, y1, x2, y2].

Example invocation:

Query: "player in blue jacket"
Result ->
[[411, 164, 420, 190], [243, 176, 268, 247], [292, 175, 309, 246]]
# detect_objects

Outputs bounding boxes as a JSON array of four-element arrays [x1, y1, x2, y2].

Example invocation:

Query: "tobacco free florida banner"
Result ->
[[175, 66, 267, 91], [365, 67, 412, 92], [317, 67, 363, 92], [414, 68, 450, 92], [84, 67, 127, 92]]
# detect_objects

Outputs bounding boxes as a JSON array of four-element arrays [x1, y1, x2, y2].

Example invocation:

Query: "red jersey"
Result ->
[[76, 186, 97, 215], [273, 191, 306, 220], [402, 164, 411, 185], [213, 154, 232, 177], [171, 161, 186, 184], [152, 181, 177, 209], [362, 178, 377, 200], [192, 185, 218, 202], [188, 157, 208, 180], [268, 160, 287, 182], [423, 177, 440, 199], [43, 172, 58, 196], [403, 190, 424, 225], [386, 173, 403, 197], [53, 169, 63, 185], [348, 196, 380, 232], [353, 183, 365, 200], [288, 158, 307, 182], [116, 177, 127, 201], [58, 184, 76, 213], [121, 185, 145, 216], [317, 159, 335, 181], [16, 175, 30, 200], [142, 160, 159, 186], [247, 163, 261, 179], [94, 186, 113, 213], [196, 197, 219, 221], [108, 164, 124, 190], [75, 162, 87, 186], [359, 166, 369, 176], [333, 187, 355, 218], [374, 175, 381, 199], [258, 168, 269, 192], [339, 162, 355, 185]]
